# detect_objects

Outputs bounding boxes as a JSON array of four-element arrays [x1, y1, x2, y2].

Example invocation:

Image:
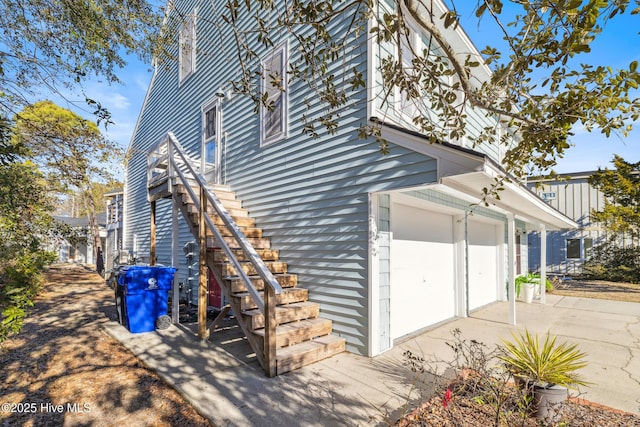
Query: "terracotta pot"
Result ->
[[533, 384, 568, 421]]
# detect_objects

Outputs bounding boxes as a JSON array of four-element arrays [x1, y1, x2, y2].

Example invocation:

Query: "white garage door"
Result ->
[[391, 203, 456, 340], [468, 220, 499, 310]]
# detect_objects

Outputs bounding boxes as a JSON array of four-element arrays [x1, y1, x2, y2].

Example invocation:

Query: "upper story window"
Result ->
[[395, 21, 450, 123], [179, 13, 196, 84], [260, 42, 288, 146], [202, 100, 220, 166], [398, 27, 418, 118]]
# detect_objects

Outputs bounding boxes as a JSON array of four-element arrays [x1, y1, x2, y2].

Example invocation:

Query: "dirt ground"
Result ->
[[0, 264, 211, 427], [550, 278, 640, 303]]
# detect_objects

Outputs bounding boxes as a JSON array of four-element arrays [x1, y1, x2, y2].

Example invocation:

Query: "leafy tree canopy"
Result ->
[[0, 0, 166, 122], [192, 0, 640, 177], [12, 100, 123, 256], [12, 100, 122, 191], [588, 154, 640, 239]]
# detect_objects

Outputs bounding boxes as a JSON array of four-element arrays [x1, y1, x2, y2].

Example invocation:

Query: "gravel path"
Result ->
[[0, 264, 211, 427]]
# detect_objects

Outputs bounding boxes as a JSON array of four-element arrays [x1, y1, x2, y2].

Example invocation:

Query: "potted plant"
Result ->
[[515, 274, 536, 303], [498, 329, 589, 421], [515, 273, 553, 303]]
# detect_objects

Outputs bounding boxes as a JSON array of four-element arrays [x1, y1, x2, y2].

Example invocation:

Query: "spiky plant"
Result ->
[[498, 329, 589, 389]]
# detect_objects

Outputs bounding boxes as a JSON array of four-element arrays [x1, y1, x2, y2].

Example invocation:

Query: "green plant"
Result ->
[[0, 250, 54, 344], [498, 329, 589, 390], [515, 273, 553, 297]]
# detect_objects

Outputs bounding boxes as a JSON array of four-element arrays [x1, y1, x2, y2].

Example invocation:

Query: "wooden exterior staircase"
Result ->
[[146, 133, 345, 376]]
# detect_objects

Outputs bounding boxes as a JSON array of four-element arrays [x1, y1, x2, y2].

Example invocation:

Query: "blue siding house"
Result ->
[[124, 0, 577, 375], [527, 172, 606, 275]]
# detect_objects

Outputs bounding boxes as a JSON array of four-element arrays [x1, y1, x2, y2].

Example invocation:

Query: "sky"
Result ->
[[64, 2, 640, 177]]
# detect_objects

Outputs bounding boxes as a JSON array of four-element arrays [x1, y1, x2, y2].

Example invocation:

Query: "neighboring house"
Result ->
[[104, 189, 124, 271], [124, 0, 576, 374], [527, 172, 606, 275], [53, 214, 107, 265]]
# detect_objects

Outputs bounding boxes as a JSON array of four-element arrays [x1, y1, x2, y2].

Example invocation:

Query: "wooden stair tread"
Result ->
[[233, 288, 308, 310], [212, 236, 271, 249], [170, 180, 345, 375], [176, 183, 236, 200], [253, 318, 333, 348], [243, 301, 319, 329], [276, 335, 346, 375], [210, 248, 279, 262], [226, 274, 298, 293], [206, 226, 262, 239], [215, 260, 287, 276], [188, 212, 256, 228]]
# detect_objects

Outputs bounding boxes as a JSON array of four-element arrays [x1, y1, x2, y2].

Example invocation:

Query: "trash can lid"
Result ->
[[117, 266, 177, 292]]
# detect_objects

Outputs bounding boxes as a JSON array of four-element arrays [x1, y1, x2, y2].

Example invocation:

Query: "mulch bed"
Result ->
[[0, 264, 211, 427], [396, 394, 640, 426]]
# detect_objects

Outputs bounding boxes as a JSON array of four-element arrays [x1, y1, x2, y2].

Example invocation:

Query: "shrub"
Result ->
[[0, 250, 55, 344], [583, 238, 640, 283]]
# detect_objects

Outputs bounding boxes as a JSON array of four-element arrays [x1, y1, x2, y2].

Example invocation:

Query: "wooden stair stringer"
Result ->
[[205, 254, 267, 369]]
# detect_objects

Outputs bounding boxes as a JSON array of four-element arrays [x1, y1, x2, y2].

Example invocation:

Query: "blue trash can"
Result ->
[[117, 266, 177, 333]]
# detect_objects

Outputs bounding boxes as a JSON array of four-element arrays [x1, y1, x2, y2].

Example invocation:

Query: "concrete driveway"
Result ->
[[104, 294, 640, 426]]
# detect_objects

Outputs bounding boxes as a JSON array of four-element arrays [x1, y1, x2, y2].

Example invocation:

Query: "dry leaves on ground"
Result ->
[[396, 393, 640, 426], [0, 264, 211, 427], [551, 279, 640, 303]]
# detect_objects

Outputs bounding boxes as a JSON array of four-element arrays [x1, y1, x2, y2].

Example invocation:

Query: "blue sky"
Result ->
[[69, 3, 639, 177]]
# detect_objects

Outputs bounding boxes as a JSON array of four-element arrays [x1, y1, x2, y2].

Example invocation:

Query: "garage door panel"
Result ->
[[391, 203, 456, 340], [468, 221, 499, 310]]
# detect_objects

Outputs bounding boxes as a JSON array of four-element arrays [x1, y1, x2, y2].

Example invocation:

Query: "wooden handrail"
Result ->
[[148, 132, 284, 302], [148, 132, 282, 373]]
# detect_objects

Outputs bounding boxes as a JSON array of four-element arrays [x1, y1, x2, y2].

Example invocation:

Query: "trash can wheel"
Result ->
[[115, 289, 125, 326], [155, 315, 171, 330]]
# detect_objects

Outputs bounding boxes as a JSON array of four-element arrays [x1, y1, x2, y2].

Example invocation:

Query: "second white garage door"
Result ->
[[390, 202, 456, 340], [468, 219, 499, 311]]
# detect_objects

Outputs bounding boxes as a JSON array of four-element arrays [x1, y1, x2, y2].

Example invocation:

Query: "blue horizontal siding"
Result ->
[[126, 0, 441, 355]]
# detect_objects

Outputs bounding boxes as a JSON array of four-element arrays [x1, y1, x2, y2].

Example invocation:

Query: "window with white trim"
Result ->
[[566, 238, 581, 259], [202, 101, 219, 165], [398, 26, 417, 118], [179, 14, 196, 84], [260, 43, 288, 146], [583, 238, 593, 259]]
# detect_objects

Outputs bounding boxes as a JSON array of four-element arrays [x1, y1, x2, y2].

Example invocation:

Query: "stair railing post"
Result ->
[[198, 185, 209, 341], [264, 283, 277, 377], [150, 200, 156, 266], [166, 135, 173, 195]]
